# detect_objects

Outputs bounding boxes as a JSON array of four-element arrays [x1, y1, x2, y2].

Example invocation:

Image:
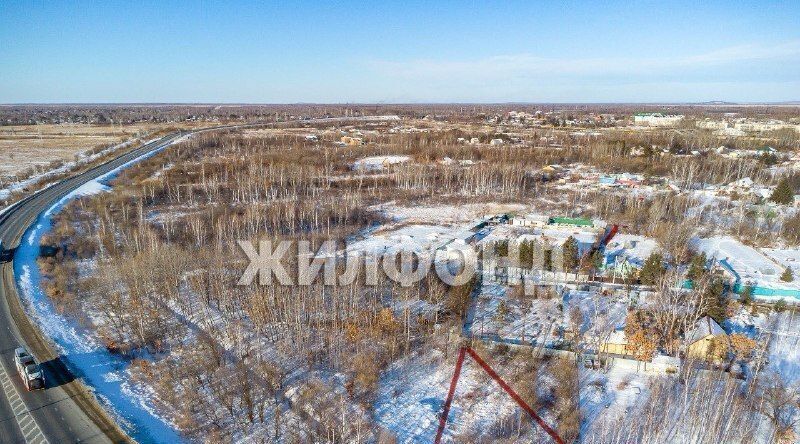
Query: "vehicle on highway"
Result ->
[[14, 347, 45, 391]]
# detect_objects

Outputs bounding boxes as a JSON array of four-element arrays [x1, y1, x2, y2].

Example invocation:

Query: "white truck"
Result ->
[[14, 347, 45, 391]]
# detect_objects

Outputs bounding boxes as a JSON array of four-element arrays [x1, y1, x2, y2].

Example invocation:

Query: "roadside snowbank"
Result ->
[[13, 139, 184, 443]]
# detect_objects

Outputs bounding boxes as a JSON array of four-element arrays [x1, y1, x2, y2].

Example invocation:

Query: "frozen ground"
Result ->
[[562, 290, 628, 349], [470, 281, 561, 346], [374, 202, 525, 224], [692, 236, 797, 290], [580, 361, 657, 437], [346, 224, 466, 257], [764, 311, 800, 384], [0, 136, 147, 200], [352, 155, 411, 171], [12, 138, 185, 443], [374, 348, 551, 443], [603, 234, 659, 268], [762, 247, 800, 278]]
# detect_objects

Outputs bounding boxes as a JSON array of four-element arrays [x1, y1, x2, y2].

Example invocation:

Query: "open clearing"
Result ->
[[0, 124, 168, 180]]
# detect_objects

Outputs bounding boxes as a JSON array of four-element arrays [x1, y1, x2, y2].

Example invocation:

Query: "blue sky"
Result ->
[[1, 0, 799, 103]]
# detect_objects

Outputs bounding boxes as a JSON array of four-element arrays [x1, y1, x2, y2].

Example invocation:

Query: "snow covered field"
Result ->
[[762, 247, 800, 278], [374, 348, 559, 443], [0, 136, 147, 200], [693, 236, 798, 291], [375, 202, 525, 225], [764, 311, 800, 384], [346, 223, 470, 257], [352, 155, 411, 171]]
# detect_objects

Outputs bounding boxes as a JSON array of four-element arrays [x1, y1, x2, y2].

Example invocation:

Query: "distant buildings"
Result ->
[[633, 113, 685, 127], [340, 136, 364, 146], [698, 118, 800, 135]]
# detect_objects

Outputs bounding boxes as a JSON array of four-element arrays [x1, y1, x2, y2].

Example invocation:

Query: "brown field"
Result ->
[[0, 122, 215, 183]]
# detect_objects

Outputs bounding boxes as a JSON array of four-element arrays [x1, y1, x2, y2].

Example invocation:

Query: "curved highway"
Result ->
[[0, 116, 397, 443], [0, 133, 185, 444]]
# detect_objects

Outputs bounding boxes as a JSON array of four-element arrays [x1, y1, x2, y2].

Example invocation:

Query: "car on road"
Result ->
[[14, 347, 45, 391]]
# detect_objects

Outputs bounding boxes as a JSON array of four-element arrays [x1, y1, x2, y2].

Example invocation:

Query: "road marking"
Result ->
[[0, 360, 49, 444]]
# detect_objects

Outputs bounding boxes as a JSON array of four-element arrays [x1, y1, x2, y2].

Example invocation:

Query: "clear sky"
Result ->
[[2, 0, 799, 103]]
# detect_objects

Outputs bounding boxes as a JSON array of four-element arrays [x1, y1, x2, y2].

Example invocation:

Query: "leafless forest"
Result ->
[[25, 107, 800, 442]]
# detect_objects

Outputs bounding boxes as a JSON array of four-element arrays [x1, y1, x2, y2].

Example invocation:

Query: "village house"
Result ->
[[600, 329, 629, 356], [340, 136, 364, 146], [685, 316, 728, 362], [510, 214, 549, 228]]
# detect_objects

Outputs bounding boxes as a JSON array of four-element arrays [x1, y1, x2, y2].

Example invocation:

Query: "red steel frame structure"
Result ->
[[434, 346, 566, 444]]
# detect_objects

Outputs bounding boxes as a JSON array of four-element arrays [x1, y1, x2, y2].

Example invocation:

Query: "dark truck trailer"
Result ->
[[14, 347, 45, 391]]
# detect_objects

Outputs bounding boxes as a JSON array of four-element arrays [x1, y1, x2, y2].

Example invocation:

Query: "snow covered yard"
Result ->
[[373, 202, 526, 225], [579, 360, 660, 438], [470, 281, 561, 346], [764, 311, 800, 384], [693, 236, 800, 295], [562, 289, 628, 347], [374, 346, 570, 443]]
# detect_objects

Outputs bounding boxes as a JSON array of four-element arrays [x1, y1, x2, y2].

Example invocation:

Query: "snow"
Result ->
[[375, 202, 524, 224], [724, 306, 767, 337], [604, 234, 659, 268], [373, 349, 549, 443], [483, 223, 600, 256], [580, 362, 655, 434], [0, 136, 142, 201], [765, 311, 800, 384], [470, 281, 561, 346], [346, 224, 455, 256], [686, 316, 726, 343], [562, 289, 628, 343], [762, 247, 800, 277], [346, 222, 483, 259], [692, 236, 798, 291], [352, 155, 410, 171], [12, 138, 185, 443]]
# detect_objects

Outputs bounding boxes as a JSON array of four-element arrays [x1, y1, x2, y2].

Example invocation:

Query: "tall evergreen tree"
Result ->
[[562, 236, 579, 272], [740, 285, 753, 305], [687, 253, 707, 282], [705, 277, 727, 323], [590, 250, 604, 270], [770, 178, 795, 205], [781, 267, 794, 282], [640, 252, 665, 285]]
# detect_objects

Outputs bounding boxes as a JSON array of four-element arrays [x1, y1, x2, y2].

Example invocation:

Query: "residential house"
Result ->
[[340, 136, 364, 146], [510, 214, 549, 228], [600, 329, 629, 356], [686, 316, 727, 361]]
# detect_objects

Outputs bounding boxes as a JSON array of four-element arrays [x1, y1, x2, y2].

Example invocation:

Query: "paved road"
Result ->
[[0, 115, 400, 443], [0, 133, 185, 444]]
